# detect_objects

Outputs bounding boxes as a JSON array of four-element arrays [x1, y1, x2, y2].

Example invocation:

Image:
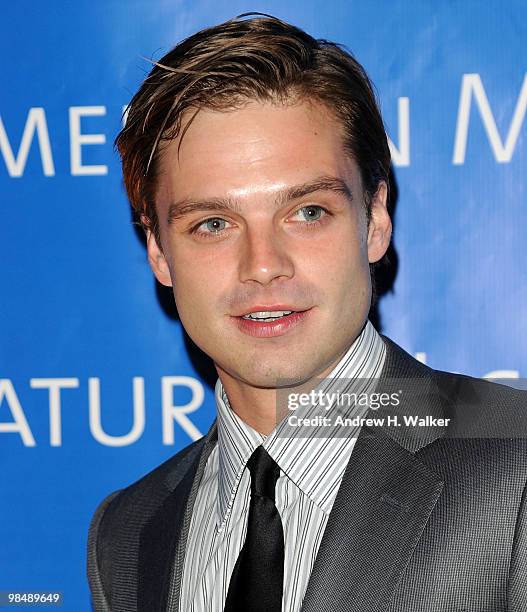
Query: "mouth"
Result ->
[[232, 306, 313, 338], [240, 309, 298, 322]]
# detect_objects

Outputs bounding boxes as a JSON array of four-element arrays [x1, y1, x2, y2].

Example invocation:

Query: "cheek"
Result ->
[[307, 230, 370, 311], [170, 249, 229, 316], [303, 222, 366, 279]]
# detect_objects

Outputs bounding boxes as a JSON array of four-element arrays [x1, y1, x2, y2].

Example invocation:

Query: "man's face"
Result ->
[[148, 99, 391, 389]]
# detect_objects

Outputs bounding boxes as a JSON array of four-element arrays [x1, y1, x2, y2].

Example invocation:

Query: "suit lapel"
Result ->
[[300, 426, 443, 612], [301, 334, 447, 612], [137, 422, 218, 612]]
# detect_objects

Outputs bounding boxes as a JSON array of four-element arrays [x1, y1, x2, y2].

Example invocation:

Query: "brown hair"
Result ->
[[116, 13, 391, 249]]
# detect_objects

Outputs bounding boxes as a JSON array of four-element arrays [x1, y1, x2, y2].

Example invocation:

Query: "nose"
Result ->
[[238, 225, 295, 286]]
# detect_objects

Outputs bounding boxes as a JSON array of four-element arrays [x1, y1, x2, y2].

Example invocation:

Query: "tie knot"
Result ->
[[246, 446, 280, 500]]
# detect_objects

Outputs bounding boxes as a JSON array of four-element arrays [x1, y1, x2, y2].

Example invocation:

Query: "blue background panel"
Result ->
[[1, 2, 525, 609]]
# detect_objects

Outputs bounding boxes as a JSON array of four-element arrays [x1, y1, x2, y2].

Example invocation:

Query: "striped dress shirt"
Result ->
[[179, 319, 387, 611]]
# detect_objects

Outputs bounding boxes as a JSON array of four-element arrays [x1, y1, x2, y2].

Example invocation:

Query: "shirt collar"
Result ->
[[215, 319, 386, 529]]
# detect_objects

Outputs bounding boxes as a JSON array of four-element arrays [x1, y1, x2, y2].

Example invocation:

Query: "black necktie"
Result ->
[[224, 445, 285, 612]]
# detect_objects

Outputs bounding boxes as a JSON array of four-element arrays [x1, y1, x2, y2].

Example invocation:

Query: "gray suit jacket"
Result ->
[[87, 336, 527, 611]]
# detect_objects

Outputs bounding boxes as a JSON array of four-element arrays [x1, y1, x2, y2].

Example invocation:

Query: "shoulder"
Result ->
[[380, 333, 527, 461], [129, 435, 206, 498], [421, 368, 527, 483], [98, 435, 206, 525], [381, 332, 526, 418], [433, 366, 527, 407], [432, 367, 527, 437]]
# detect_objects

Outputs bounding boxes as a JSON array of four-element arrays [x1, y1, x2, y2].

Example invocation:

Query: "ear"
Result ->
[[367, 181, 392, 263], [145, 228, 173, 287]]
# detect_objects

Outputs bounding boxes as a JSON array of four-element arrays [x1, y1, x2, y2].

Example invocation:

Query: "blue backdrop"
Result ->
[[1, 1, 526, 609]]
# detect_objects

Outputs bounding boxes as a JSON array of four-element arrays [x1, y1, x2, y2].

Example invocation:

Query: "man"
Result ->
[[87, 14, 527, 612]]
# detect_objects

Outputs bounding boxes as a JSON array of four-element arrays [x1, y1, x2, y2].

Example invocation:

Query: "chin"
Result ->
[[238, 361, 320, 390]]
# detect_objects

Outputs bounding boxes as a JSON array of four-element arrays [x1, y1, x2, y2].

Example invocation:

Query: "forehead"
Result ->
[[155, 99, 361, 205]]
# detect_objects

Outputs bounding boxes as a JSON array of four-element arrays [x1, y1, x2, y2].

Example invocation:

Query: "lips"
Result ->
[[232, 307, 312, 338]]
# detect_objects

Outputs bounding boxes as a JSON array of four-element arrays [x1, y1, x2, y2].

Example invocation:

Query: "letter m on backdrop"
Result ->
[[0, 108, 55, 177], [453, 73, 527, 164]]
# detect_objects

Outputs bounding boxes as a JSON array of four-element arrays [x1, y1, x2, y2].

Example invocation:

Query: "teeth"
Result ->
[[242, 310, 293, 320]]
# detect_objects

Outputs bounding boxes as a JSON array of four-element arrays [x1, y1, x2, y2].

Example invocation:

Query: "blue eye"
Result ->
[[190, 216, 234, 240], [297, 206, 325, 221], [201, 218, 226, 233]]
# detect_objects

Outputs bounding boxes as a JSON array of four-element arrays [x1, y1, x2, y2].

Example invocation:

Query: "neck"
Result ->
[[216, 358, 345, 436], [218, 378, 278, 435]]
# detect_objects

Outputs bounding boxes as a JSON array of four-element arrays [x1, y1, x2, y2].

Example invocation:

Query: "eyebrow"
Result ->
[[166, 175, 353, 224]]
